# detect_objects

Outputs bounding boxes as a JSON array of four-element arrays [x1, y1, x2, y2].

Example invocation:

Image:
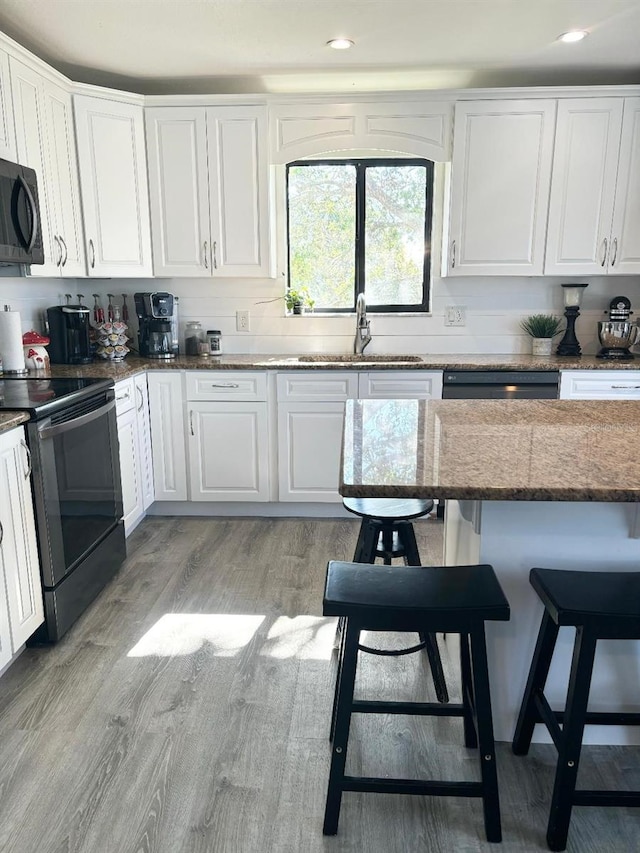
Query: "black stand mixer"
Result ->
[[597, 296, 638, 360]]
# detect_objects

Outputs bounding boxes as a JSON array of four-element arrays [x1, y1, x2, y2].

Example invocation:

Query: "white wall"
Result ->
[[0, 271, 79, 334]]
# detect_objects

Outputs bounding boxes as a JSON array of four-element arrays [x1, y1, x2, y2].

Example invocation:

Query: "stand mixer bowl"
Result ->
[[597, 321, 638, 355]]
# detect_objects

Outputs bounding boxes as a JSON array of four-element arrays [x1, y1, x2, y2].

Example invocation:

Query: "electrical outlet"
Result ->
[[236, 309, 250, 332], [444, 305, 466, 327]]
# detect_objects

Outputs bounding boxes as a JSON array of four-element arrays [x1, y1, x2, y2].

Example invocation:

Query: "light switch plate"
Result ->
[[445, 305, 466, 326]]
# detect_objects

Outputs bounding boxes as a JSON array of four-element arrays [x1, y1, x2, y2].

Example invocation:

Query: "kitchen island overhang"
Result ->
[[340, 398, 640, 743]]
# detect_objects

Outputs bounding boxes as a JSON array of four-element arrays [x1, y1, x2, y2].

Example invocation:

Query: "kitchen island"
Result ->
[[340, 397, 640, 744]]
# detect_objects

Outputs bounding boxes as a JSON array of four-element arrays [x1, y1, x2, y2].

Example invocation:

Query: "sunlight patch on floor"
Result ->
[[263, 615, 336, 660], [127, 614, 265, 657]]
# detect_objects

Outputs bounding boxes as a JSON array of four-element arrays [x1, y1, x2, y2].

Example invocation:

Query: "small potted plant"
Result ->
[[285, 287, 315, 315], [520, 314, 564, 356]]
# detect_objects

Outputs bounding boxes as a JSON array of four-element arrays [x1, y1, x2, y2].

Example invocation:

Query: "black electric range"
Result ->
[[0, 374, 125, 642], [0, 376, 114, 419]]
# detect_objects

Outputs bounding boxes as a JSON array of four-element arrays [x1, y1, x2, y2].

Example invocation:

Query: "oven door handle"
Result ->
[[38, 399, 116, 439]]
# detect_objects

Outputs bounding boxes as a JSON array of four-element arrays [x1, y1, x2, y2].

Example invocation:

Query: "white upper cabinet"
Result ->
[[444, 100, 556, 276], [0, 48, 16, 161], [145, 105, 272, 278], [543, 98, 637, 275], [10, 59, 85, 277], [74, 94, 153, 277]]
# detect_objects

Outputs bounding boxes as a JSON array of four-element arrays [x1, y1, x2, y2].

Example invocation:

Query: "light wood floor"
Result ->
[[0, 517, 638, 853]]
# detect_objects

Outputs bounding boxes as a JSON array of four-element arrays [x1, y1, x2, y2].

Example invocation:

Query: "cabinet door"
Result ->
[[188, 402, 269, 501], [0, 48, 16, 161], [609, 98, 640, 275], [43, 81, 86, 276], [545, 99, 624, 275], [445, 100, 556, 276], [74, 95, 153, 277], [134, 373, 155, 510], [147, 372, 188, 501], [117, 405, 144, 535], [207, 106, 272, 277], [0, 428, 44, 651], [10, 58, 59, 276], [145, 107, 210, 276], [277, 402, 345, 502]]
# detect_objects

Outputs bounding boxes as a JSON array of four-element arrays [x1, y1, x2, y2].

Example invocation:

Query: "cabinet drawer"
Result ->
[[560, 370, 640, 400], [358, 370, 443, 399], [114, 378, 135, 415], [186, 371, 267, 401], [277, 372, 358, 402]]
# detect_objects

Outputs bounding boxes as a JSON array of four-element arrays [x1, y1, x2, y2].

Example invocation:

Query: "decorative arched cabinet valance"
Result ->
[[269, 99, 453, 163]]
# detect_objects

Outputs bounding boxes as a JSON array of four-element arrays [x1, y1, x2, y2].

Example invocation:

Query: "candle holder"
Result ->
[[556, 283, 588, 356]]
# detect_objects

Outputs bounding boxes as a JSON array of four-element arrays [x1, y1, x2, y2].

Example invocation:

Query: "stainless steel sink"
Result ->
[[297, 354, 423, 363]]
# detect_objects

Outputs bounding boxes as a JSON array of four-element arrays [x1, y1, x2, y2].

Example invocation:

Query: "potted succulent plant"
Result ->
[[520, 314, 564, 356], [285, 287, 315, 315]]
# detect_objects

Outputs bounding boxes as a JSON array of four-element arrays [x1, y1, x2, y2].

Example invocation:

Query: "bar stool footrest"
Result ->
[[573, 790, 640, 807], [353, 699, 465, 717], [358, 640, 426, 657], [342, 776, 484, 798]]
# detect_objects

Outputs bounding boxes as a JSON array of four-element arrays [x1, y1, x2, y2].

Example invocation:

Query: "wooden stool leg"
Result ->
[[400, 521, 450, 704], [546, 628, 597, 852], [460, 631, 477, 747], [512, 611, 559, 755], [358, 519, 380, 563], [323, 620, 360, 835], [330, 615, 348, 742], [381, 523, 394, 564], [470, 626, 502, 843], [352, 519, 368, 562]]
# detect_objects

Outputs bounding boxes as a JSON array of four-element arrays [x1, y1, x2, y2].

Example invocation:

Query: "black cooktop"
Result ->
[[0, 377, 114, 418]]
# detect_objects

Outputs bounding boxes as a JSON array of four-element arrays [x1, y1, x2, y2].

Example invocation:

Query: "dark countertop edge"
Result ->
[[2, 353, 640, 381], [0, 412, 30, 435], [340, 484, 640, 503]]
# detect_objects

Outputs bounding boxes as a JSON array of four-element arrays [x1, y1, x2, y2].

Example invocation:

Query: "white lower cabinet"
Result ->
[[0, 427, 44, 668], [186, 372, 270, 501], [147, 372, 188, 502], [277, 372, 358, 503], [559, 370, 640, 400], [115, 376, 155, 534]]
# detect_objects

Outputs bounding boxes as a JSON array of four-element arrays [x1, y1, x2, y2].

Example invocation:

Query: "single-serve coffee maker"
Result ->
[[134, 292, 179, 359], [597, 296, 638, 360], [47, 301, 92, 364]]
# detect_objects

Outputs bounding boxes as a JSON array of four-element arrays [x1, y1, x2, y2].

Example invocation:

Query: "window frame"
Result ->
[[286, 157, 434, 314]]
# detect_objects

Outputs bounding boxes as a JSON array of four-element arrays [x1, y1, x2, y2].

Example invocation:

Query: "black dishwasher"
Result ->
[[442, 370, 560, 399]]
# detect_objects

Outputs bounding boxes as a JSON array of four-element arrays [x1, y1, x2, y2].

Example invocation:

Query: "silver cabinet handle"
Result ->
[[0, 519, 3, 547], [210, 383, 239, 389], [190, 410, 195, 436], [213, 240, 218, 270], [89, 238, 96, 269], [116, 391, 131, 401], [600, 237, 608, 267], [611, 385, 640, 389], [451, 239, 456, 269], [53, 235, 62, 267], [21, 439, 32, 480], [611, 237, 618, 267], [203, 240, 209, 270], [60, 235, 68, 267], [136, 385, 144, 412]]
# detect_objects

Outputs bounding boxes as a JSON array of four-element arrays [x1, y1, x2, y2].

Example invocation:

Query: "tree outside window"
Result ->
[[286, 159, 433, 313]]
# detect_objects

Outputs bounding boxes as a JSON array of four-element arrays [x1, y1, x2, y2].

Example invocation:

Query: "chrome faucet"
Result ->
[[354, 293, 372, 355]]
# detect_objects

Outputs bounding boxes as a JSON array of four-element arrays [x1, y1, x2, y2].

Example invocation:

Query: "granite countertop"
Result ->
[[6, 352, 640, 381], [341, 398, 640, 502], [0, 411, 30, 435]]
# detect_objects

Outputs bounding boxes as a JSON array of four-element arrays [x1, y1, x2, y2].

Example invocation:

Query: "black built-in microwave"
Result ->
[[0, 157, 44, 265]]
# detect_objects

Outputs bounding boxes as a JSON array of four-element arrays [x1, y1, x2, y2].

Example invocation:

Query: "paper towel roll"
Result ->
[[0, 307, 26, 373]]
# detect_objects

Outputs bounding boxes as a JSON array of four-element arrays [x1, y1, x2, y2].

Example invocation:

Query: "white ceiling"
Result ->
[[0, 0, 639, 95]]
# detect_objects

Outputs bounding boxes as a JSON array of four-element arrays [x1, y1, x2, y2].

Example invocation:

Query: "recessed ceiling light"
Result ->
[[557, 30, 588, 43], [327, 38, 355, 50]]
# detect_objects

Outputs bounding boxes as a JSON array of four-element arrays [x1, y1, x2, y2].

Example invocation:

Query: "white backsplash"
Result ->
[[1, 271, 639, 357]]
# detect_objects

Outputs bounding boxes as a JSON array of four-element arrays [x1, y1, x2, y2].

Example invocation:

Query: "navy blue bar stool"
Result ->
[[342, 496, 448, 704], [323, 560, 510, 842], [512, 568, 640, 851]]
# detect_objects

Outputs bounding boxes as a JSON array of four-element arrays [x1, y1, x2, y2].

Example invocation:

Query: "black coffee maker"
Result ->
[[47, 298, 92, 364], [134, 292, 179, 359]]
